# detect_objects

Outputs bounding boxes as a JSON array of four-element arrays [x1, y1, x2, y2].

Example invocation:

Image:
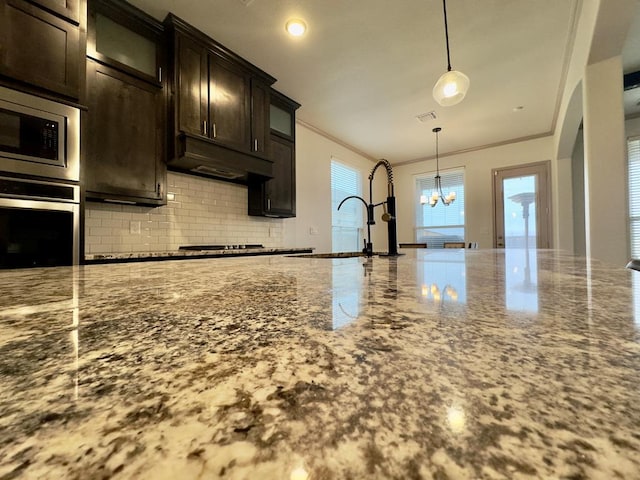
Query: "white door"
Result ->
[[493, 162, 551, 248]]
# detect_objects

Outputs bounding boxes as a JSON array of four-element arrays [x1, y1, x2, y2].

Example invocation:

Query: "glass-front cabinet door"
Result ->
[[87, 0, 162, 85]]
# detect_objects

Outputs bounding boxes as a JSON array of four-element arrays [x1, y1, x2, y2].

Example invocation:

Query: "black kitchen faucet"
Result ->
[[337, 159, 399, 257]]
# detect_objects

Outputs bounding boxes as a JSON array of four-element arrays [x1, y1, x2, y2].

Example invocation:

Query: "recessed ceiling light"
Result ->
[[286, 19, 307, 37]]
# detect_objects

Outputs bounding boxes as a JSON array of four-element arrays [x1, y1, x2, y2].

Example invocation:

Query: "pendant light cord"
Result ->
[[435, 129, 440, 174], [442, 0, 452, 72]]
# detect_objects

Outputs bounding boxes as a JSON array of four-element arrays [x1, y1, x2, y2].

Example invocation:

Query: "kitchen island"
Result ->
[[1, 249, 639, 479]]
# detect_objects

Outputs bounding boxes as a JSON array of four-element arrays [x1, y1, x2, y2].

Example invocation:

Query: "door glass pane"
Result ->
[[96, 14, 157, 77], [503, 175, 537, 248]]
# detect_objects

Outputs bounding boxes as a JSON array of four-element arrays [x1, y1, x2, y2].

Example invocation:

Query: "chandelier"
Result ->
[[420, 127, 456, 207], [432, 0, 470, 106]]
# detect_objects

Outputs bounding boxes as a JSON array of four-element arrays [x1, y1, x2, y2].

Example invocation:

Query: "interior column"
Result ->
[[582, 54, 628, 266]]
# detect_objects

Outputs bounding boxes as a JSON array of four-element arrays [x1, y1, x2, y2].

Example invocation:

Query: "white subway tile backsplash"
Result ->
[[85, 171, 285, 255], [101, 219, 124, 228]]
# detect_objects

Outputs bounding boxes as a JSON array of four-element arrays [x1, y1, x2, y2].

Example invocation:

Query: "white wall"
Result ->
[[289, 123, 385, 253], [393, 136, 554, 249]]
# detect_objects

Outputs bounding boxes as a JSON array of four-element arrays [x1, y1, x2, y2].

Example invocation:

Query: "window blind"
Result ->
[[331, 159, 363, 252], [628, 137, 640, 258], [414, 168, 465, 248], [331, 160, 363, 227]]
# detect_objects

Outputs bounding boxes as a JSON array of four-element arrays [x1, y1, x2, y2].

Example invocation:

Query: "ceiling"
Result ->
[[129, 0, 637, 164]]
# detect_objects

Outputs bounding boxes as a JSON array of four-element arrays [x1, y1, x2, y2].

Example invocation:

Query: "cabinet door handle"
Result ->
[[203, 121, 207, 135], [212, 123, 217, 138], [158, 67, 162, 83], [267, 198, 271, 211], [254, 139, 258, 151]]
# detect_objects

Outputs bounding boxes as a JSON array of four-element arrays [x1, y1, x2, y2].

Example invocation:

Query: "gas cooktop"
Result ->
[[178, 244, 264, 251]]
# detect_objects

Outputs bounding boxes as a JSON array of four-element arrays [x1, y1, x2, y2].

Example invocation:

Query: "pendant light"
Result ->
[[432, 0, 469, 106], [420, 127, 456, 207]]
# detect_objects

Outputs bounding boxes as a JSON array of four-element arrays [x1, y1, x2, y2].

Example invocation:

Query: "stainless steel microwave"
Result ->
[[0, 86, 79, 182]]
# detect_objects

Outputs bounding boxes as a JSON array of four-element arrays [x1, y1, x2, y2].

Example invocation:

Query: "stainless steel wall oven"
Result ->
[[0, 86, 80, 268]]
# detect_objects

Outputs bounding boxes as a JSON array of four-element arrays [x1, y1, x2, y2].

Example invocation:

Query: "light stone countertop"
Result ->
[[84, 246, 313, 263], [1, 249, 639, 479]]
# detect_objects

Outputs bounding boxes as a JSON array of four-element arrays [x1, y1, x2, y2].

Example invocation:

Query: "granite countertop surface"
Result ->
[[84, 246, 313, 263], [1, 249, 639, 479]]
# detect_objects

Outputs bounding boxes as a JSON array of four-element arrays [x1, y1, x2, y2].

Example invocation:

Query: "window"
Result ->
[[628, 137, 640, 258], [415, 168, 465, 248], [331, 159, 363, 252]]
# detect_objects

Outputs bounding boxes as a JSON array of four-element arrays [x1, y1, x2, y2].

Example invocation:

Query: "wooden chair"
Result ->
[[443, 242, 465, 248]]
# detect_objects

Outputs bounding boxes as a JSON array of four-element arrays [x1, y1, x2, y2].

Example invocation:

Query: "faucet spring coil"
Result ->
[[369, 159, 394, 184]]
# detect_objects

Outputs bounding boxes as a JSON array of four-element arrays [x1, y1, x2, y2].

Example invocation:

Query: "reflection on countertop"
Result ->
[[1, 249, 640, 479]]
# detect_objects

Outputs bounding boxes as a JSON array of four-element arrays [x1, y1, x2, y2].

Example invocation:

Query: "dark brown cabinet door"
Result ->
[[177, 34, 207, 137], [84, 60, 165, 204], [30, 0, 80, 23], [249, 134, 295, 217], [0, 0, 82, 99], [209, 54, 250, 152], [265, 135, 295, 215], [251, 78, 270, 157]]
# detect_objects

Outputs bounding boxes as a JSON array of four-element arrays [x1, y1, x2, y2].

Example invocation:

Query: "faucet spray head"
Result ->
[[381, 203, 394, 222]]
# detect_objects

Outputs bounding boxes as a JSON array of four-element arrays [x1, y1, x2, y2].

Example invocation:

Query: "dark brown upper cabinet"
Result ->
[[249, 90, 300, 218], [169, 18, 272, 156], [165, 14, 276, 182], [0, 0, 85, 100], [83, 0, 166, 206], [29, 0, 81, 24], [175, 37, 259, 154]]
